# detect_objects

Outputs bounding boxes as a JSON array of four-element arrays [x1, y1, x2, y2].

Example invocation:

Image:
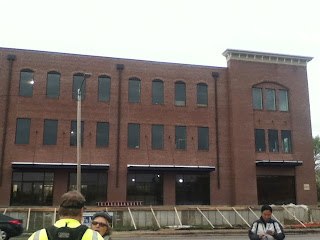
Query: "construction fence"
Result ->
[[1, 205, 320, 232]]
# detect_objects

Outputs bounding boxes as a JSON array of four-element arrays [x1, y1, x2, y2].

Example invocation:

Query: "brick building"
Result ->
[[0, 47, 317, 207]]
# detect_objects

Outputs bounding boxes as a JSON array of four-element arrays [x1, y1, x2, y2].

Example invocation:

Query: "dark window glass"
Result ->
[[176, 173, 210, 205], [43, 119, 58, 145], [152, 125, 164, 149], [279, 89, 289, 111], [198, 127, 209, 150], [19, 70, 34, 97], [175, 81, 186, 106], [127, 172, 163, 205], [197, 83, 208, 106], [281, 130, 292, 153], [268, 129, 279, 152], [69, 172, 107, 205], [129, 78, 141, 103], [98, 76, 111, 101], [152, 80, 164, 105], [70, 121, 84, 146], [11, 171, 54, 206], [46, 72, 60, 98], [15, 118, 31, 144], [97, 122, 109, 147], [73, 74, 86, 100], [252, 88, 263, 110], [175, 126, 187, 149], [128, 123, 140, 148], [255, 129, 266, 152], [266, 88, 276, 110], [257, 176, 296, 205]]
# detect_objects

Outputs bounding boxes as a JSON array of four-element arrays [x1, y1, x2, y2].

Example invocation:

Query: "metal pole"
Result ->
[[76, 73, 91, 193], [77, 88, 82, 192]]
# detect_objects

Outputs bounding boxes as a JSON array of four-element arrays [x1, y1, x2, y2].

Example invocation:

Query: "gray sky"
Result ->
[[1, 0, 319, 137]]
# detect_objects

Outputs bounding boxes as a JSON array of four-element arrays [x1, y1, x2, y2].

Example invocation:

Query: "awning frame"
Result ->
[[12, 162, 110, 169], [127, 164, 215, 172], [256, 160, 303, 167]]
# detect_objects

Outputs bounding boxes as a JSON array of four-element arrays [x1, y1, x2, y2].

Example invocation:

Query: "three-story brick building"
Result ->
[[0, 47, 317, 206]]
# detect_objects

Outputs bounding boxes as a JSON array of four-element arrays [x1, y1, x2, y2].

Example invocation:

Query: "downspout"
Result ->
[[115, 64, 124, 188], [212, 72, 220, 189], [0, 54, 16, 185]]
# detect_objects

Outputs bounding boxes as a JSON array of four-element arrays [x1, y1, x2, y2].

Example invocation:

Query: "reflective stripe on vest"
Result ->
[[33, 230, 43, 240], [92, 231, 98, 240]]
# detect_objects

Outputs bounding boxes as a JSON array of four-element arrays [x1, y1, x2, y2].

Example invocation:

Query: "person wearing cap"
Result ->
[[91, 212, 112, 240], [249, 205, 285, 240], [28, 190, 104, 240]]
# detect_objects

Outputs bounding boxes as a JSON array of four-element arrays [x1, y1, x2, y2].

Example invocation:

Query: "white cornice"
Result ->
[[222, 49, 313, 66]]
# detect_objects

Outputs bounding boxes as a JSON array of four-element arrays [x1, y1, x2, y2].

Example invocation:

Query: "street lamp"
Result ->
[[77, 73, 92, 192]]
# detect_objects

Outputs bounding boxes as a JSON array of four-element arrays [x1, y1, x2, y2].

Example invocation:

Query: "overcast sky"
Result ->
[[1, 0, 319, 137]]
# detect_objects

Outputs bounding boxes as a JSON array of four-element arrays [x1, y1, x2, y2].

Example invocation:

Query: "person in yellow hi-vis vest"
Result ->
[[28, 191, 104, 240]]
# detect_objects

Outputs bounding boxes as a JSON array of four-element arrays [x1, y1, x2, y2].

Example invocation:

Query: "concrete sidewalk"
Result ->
[[18, 227, 320, 239], [110, 228, 320, 237]]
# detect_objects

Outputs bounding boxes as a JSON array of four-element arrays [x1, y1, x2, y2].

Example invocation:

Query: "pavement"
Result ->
[[18, 227, 320, 238]]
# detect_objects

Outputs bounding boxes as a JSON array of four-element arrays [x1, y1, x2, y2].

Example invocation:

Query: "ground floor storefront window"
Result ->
[[127, 172, 163, 205], [11, 171, 54, 206], [257, 175, 296, 205], [69, 172, 108, 205], [176, 173, 210, 205]]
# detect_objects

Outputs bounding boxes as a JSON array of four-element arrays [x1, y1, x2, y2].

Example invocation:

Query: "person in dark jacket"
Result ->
[[249, 205, 285, 240]]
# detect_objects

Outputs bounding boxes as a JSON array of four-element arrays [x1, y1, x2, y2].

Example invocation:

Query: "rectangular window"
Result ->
[[152, 125, 164, 149], [152, 80, 164, 104], [252, 88, 263, 110], [15, 118, 31, 144], [176, 174, 210, 205], [43, 120, 58, 145], [73, 75, 86, 100], [197, 84, 208, 106], [97, 122, 109, 147], [127, 172, 163, 205], [98, 76, 111, 101], [279, 89, 289, 111], [11, 171, 54, 206], [129, 79, 141, 103], [19, 70, 34, 97], [175, 126, 187, 149], [70, 121, 84, 146], [255, 129, 266, 152], [281, 130, 292, 153], [175, 82, 186, 106], [266, 88, 276, 110], [46, 72, 60, 98], [268, 129, 279, 152], [128, 123, 140, 148], [198, 127, 209, 150], [69, 172, 107, 205]]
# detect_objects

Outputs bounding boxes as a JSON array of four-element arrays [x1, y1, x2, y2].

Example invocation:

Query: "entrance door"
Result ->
[[257, 175, 296, 205]]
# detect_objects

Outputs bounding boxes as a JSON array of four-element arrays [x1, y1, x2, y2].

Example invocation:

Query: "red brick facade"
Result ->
[[0, 47, 317, 206]]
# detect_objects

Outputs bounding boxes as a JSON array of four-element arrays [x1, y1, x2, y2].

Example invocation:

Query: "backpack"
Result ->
[[45, 223, 88, 240]]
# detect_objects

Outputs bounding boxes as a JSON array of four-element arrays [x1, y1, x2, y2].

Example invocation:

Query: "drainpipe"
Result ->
[[115, 64, 124, 188], [0, 54, 16, 185], [212, 72, 220, 189]]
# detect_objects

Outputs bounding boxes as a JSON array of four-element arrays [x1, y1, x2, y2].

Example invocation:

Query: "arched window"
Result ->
[[129, 78, 141, 103], [98, 75, 111, 101], [252, 83, 289, 112], [197, 83, 208, 106], [73, 73, 86, 100], [152, 79, 164, 104], [175, 81, 186, 106], [20, 69, 34, 97], [46, 71, 60, 98]]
